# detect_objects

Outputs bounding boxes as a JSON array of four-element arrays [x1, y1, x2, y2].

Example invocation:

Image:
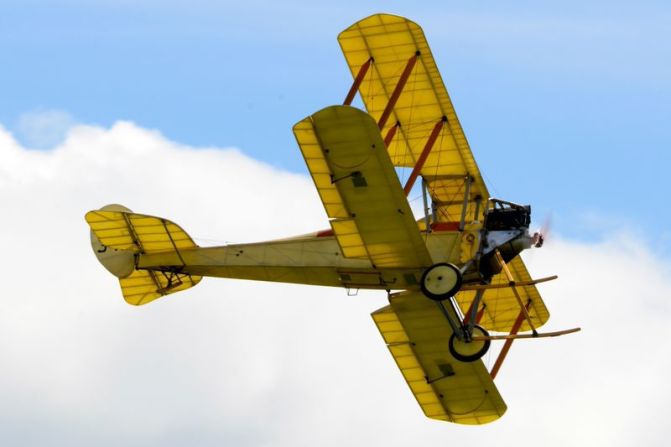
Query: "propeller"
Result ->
[[531, 213, 552, 248]]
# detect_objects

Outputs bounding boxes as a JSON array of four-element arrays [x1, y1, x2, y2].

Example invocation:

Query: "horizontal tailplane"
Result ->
[[85, 204, 201, 305]]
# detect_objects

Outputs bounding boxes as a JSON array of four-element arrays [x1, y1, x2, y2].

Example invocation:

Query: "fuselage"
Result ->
[[138, 200, 535, 293], [139, 227, 465, 291]]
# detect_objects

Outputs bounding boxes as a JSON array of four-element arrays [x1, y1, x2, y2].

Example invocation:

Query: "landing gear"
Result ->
[[420, 263, 488, 362], [420, 263, 462, 301], [449, 324, 491, 362]]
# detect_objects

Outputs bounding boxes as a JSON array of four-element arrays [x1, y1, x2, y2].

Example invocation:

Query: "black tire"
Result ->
[[449, 325, 491, 362], [420, 262, 462, 301]]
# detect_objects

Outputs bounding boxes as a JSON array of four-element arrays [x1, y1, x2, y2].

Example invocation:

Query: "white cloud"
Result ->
[[15, 109, 78, 150], [0, 121, 668, 446]]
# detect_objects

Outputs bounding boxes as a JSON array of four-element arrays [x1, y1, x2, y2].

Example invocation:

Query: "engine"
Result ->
[[478, 199, 538, 279]]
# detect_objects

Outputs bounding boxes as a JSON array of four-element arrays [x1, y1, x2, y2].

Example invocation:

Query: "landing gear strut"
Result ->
[[420, 262, 490, 362]]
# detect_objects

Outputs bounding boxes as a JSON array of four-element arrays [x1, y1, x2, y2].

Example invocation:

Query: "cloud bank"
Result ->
[[0, 121, 668, 446]]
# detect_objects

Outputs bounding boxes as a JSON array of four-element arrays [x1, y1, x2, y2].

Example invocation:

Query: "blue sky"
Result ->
[[2, 0, 669, 252], [4, 1, 669, 252]]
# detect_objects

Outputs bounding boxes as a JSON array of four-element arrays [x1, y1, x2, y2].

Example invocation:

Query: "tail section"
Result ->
[[85, 204, 201, 305]]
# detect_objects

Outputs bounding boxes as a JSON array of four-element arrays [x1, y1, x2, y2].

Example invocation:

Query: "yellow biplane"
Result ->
[[85, 14, 579, 425]]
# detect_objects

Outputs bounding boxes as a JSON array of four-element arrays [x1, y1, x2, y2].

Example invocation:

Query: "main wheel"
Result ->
[[420, 263, 462, 301], [449, 325, 491, 362]]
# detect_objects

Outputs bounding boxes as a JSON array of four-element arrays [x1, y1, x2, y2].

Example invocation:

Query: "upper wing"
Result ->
[[293, 105, 433, 268], [338, 14, 489, 224], [455, 256, 551, 333], [372, 290, 506, 425]]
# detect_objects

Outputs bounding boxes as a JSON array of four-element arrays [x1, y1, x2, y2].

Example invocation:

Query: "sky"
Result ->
[[1, 1, 670, 445], [2, 0, 670, 250]]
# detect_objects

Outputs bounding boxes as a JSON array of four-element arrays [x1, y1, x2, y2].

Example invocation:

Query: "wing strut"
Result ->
[[343, 57, 373, 105], [383, 121, 400, 147], [378, 52, 419, 130], [462, 298, 486, 326], [490, 302, 530, 379], [403, 117, 446, 195], [494, 250, 538, 334], [482, 250, 581, 378]]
